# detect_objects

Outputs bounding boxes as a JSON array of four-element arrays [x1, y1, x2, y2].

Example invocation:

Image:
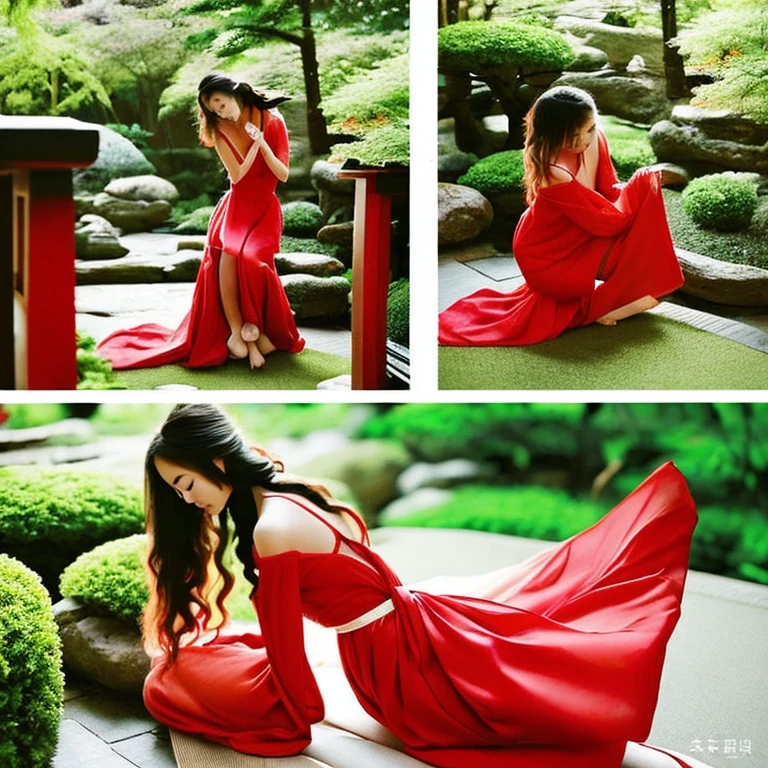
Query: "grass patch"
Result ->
[[600, 115, 656, 181]]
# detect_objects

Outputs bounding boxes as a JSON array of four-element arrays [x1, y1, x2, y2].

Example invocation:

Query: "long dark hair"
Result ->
[[522, 85, 597, 204], [143, 403, 359, 663], [197, 71, 291, 147]]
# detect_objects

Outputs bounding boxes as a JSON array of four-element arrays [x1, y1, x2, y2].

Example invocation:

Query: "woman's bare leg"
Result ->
[[219, 252, 247, 358], [596, 295, 659, 326]]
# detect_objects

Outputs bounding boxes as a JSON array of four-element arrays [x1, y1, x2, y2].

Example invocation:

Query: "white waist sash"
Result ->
[[333, 598, 394, 633]]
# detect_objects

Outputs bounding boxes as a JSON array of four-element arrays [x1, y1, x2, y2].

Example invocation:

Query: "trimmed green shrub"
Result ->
[[60, 535, 149, 625], [282, 201, 324, 237], [76, 331, 126, 390], [457, 150, 525, 196], [387, 278, 409, 347], [682, 173, 759, 232], [281, 235, 344, 260], [173, 205, 215, 234], [438, 21, 573, 74], [330, 122, 410, 166], [0, 555, 64, 768], [0, 467, 143, 596]]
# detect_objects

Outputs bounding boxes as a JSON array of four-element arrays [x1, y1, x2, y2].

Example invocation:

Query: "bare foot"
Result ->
[[256, 332, 277, 356], [596, 295, 659, 326], [227, 332, 248, 359], [241, 323, 260, 343], [246, 341, 265, 370]]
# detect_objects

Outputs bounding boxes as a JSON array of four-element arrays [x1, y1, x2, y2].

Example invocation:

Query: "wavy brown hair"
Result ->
[[197, 72, 291, 148], [143, 403, 365, 664], [522, 86, 597, 204]]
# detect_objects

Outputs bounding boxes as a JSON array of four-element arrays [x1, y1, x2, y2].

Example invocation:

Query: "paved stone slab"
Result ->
[[53, 719, 136, 768], [112, 729, 177, 768], [463, 255, 522, 281], [76, 249, 202, 285], [63, 691, 158, 743]]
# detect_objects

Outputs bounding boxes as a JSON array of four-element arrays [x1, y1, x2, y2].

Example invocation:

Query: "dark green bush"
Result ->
[[387, 278, 409, 347], [331, 122, 410, 166], [105, 123, 153, 152], [282, 201, 324, 237], [0, 555, 64, 768], [60, 535, 149, 625], [172, 205, 215, 234], [682, 174, 759, 232], [438, 21, 573, 74], [457, 150, 524, 196], [0, 467, 143, 596]]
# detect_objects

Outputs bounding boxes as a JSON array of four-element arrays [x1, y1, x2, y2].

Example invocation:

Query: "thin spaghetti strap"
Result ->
[[549, 163, 576, 179], [262, 493, 344, 549], [217, 129, 244, 162]]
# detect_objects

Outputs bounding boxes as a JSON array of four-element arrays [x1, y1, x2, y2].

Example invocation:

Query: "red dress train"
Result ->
[[97, 108, 304, 369], [438, 132, 684, 346], [144, 463, 697, 767]]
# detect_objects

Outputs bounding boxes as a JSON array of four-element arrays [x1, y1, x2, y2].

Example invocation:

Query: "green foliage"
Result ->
[[662, 189, 768, 269], [105, 123, 154, 152], [60, 535, 149, 625], [675, 6, 768, 123], [281, 235, 343, 259], [323, 52, 409, 131], [600, 116, 656, 181], [438, 21, 573, 74], [2, 404, 70, 429], [171, 193, 215, 222], [173, 205, 215, 234], [458, 150, 524, 195], [330, 122, 410, 166], [0, 555, 63, 768], [76, 331, 126, 390], [682, 173, 759, 232], [282, 201, 324, 237], [387, 278, 409, 347]]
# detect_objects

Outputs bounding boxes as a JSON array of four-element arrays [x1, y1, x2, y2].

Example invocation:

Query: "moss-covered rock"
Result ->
[[457, 150, 524, 196], [438, 21, 573, 75], [281, 274, 351, 320], [682, 173, 759, 232], [282, 201, 324, 238], [330, 122, 410, 167], [0, 467, 143, 596], [281, 235, 345, 261], [0, 555, 64, 768], [172, 206, 215, 235], [387, 278, 409, 348], [59, 535, 148, 625]]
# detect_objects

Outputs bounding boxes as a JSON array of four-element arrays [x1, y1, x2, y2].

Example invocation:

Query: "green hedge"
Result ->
[[60, 535, 149, 625], [387, 278, 409, 347], [282, 201, 324, 238], [0, 555, 64, 768], [0, 467, 144, 596], [457, 150, 524, 196], [438, 21, 573, 74], [682, 173, 759, 232]]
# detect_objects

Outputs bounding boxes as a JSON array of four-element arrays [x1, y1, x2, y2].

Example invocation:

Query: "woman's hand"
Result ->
[[245, 122, 264, 145]]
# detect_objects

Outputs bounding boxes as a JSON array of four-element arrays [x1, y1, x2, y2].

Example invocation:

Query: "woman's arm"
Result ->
[[213, 133, 261, 184], [247, 121, 289, 183]]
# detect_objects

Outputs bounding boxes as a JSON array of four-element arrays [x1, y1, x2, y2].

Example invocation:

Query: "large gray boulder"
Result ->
[[280, 274, 351, 320], [555, 16, 665, 74], [378, 487, 456, 524], [311, 160, 356, 221], [670, 106, 768, 146], [555, 70, 671, 124], [54, 598, 149, 697], [649, 121, 768, 174], [275, 251, 346, 278], [569, 44, 610, 72], [76, 249, 202, 285], [105, 175, 180, 204], [397, 459, 497, 496], [675, 249, 768, 307], [72, 125, 156, 196], [438, 183, 493, 246], [90, 192, 173, 233], [74, 215, 129, 260], [317, 221, 354, 246]]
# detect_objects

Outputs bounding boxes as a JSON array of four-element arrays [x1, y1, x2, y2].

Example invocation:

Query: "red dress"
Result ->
[[144, 463, 697, 768], [97, 108, 305, 369], [438, 131, 684, 346]]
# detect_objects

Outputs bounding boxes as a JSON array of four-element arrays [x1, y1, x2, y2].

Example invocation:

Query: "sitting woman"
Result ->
[[439, 86, 684, 346], [98, 73, 304, 371]]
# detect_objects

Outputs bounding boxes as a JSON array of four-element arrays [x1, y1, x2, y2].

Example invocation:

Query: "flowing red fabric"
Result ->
[[144, 463, 697, 767], [97, 108, 305, 369], [438, 131, 684, 346]]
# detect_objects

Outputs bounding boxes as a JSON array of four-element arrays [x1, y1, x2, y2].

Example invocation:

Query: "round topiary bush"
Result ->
[[282, 201, 324, 238], [682, 173, 759, 232], [0, 467, 144, 597], [0, 555, 64, 768], [457, 150, 525, 196], [60, 535, 149, 625], [387, 278, 409, 348]]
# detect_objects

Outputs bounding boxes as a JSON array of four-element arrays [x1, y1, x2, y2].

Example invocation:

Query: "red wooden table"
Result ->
[[337, 165, 409, 390], [0, 116, 99, 390]]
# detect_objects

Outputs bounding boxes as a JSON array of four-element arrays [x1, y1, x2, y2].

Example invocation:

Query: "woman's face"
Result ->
[[154, 456, 233, 516], [204, 91, 241, 122], [567, 113, 597, 154]]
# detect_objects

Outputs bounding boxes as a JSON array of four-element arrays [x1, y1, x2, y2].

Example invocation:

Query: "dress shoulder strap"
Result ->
[[549, 163, 576, 179]]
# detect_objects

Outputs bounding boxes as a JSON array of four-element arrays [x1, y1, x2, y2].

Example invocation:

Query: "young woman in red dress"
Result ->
[[439, 86, 684, 346], [141, 404, 699, 768], [97, 74, 305, 371]]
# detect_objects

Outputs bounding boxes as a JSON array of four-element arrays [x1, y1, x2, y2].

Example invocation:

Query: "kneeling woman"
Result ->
[[142, 404, 698, 768], [98, 73, 304, 371], [439, 86, 684, 346]]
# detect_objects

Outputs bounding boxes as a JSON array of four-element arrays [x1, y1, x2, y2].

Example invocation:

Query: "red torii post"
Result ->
[[337, 166, 409, 390], [0, 116, 99, 390]]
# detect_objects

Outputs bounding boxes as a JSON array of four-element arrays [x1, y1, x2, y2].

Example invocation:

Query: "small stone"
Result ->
[[276, 251, 346, 278], [176, 237, 207, 251], [317, 221, 354, 246], [105, 175, 180, 203]]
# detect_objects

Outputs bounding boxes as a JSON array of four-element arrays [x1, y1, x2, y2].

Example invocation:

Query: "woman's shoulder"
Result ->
[[543, 165, 575, 187]]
